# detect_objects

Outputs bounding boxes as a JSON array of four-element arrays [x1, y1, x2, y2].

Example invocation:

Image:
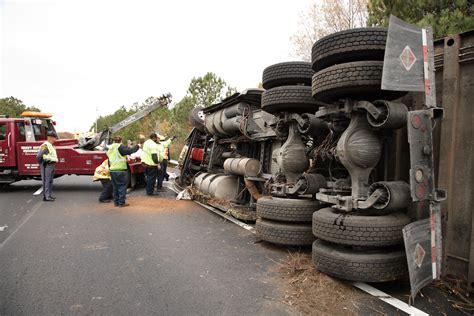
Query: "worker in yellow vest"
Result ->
[[93, 159, 113, 203], [107, 136, 139, 207], [163, 143, 171, 181], [156, 134, 175, 190], [141, 133, 161, 196], [36, 131, 59, 202]]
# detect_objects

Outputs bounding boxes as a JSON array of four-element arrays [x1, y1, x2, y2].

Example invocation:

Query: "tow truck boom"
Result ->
[[106, 93, 172, 137], [79, 93, 172, 149]]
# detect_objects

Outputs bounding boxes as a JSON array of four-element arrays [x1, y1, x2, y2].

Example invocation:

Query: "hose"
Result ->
[[244, 179, 262, 201]]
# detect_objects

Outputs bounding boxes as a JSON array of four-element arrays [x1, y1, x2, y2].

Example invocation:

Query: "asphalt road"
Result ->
[[0, 175, 463, 315], [0, 176, 290, 315]]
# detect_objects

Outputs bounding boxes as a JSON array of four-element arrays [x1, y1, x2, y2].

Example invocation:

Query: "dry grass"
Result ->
[[276, 251, 365, 316], [433, 275, 474, 314], [189, 186, 233, 209]]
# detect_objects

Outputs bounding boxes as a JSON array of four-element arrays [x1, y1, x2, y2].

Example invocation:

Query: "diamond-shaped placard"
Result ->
[[414, 243, 426, 268], [400, 45, 417, 71]]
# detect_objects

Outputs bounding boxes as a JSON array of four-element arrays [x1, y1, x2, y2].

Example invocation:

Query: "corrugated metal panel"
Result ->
[[434, 30, 474, 291]]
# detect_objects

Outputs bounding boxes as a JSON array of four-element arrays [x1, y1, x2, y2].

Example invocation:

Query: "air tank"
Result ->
[[223, 158, 262, 177], [193, 172, 239, 200]]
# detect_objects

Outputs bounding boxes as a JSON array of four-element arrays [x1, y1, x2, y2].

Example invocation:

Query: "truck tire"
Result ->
[[311, 61, 406, 103], [312, 207, 410, 246], [311, 27, 387, 71], [189, 106, 206, 132], [257, 197, 320, 222], [261, 86, 319, 114], [262, 62, 313, 90], [312, 239, 407, 282], [256, 218, 314, 246]]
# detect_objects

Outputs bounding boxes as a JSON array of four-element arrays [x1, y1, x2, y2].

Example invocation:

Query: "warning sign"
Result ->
[[400, 45, 417, 71], [414, 243, 426, 268]]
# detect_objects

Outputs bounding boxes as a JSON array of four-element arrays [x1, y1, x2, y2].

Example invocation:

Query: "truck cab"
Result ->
[[1, 112, 50, 166]]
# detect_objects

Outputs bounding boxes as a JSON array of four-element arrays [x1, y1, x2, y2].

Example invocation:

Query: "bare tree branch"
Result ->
[[290, 0, 368, 61]]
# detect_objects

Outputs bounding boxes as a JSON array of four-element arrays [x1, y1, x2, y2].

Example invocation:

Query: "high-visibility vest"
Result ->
[[158, 139, 172, 161], [41, 141, 58, 162], [107, 143, 127, 171], [93, 159, 111, 181], [142, 139, 159, 166]]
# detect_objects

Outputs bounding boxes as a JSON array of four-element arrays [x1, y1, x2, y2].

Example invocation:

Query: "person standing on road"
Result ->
[[36, 131, 59, 202], [141, 133, 161, 196], [156, 134, 174, 191], [93, 159, 113, 203], [107, 136, 139, 207]]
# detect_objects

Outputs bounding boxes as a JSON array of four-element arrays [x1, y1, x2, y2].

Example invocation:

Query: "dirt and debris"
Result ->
[[97, 196, 193, 214], [275, 251, 366, 315], [433, 275, 474, 315], [189, 186, 232, 209]]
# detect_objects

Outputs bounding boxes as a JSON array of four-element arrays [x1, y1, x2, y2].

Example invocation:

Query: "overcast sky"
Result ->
[[1, 0, 312, 132]]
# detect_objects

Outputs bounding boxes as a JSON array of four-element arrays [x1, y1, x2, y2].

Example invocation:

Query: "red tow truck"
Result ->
[[0, 94, 171, 187], [0, 112, 142, 186]]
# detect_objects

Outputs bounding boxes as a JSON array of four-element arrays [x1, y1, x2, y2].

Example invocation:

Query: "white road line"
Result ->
[[166, 184, 255, 233], [33, 187, 43, 196], [0, 201, 43, 249], [194, 201, 256, 234], [352, 282, 428, 316]]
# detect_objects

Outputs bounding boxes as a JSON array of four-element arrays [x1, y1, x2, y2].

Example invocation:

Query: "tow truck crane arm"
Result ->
[[80, 93, 172, 149], [106, 93, 172, 137]]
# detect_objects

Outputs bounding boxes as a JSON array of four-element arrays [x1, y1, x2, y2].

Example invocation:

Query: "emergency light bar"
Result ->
[[20, 111, 53, 118]]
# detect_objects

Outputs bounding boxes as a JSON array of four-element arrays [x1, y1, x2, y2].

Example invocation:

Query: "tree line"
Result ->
[[0, 97, 41, 117], [291, 0, 474, 61]]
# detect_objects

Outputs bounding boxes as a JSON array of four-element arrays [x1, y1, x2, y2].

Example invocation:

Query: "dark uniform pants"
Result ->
[[157, 159, 168, 189], [145, 166, 158, 195], [110, 171, 127, 206], [99, 179, 113, 202], [40, 163, 55, 199]]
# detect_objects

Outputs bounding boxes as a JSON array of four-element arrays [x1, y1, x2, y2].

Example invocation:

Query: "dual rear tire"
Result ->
[[311, 207, 409, 282], [255, 197, 320, 246], [261, 62, 319, 114], [311, 28, 406, 103]]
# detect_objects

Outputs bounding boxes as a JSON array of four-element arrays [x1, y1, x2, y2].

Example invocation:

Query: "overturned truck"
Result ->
[[176, 21, 446, 291]]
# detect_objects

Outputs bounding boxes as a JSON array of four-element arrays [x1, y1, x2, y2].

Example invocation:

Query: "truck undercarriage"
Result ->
[[176, 24, 444, 290]]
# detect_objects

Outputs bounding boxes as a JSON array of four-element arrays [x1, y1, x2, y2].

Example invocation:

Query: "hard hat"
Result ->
[[47, 131, 58, 138]]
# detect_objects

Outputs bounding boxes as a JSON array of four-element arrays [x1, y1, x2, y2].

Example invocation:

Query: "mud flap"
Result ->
[[382, 16, 425, 92], [402, 203, 442, 302]]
